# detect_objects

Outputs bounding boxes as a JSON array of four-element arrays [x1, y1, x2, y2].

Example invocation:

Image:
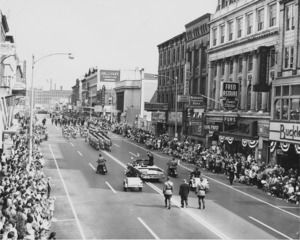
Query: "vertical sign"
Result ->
[[184, 62, 190, 95]]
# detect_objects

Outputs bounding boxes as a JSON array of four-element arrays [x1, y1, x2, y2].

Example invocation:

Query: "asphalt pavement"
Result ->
[[38, 115, 300, 239]]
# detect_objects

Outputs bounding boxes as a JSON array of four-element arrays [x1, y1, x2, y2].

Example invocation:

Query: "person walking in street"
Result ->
[[42, 118, 46, 126], [47, 177, 52, 198], [179, 179, 189, 208], [196, 177, 208, 209], [147, 151, 154, 166], [228, 163, 235, 185], [163, 177, 173, 209]]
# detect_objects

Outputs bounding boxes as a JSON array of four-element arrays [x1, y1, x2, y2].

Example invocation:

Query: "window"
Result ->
[[229, 59, 234, 74], [167, 50, 170, 64], [238, 57, 243, 73], [177, 47, 180, 61], [181, 46, 184, 60], [283, 86, 289, 96], [282, 99, 289, 120], [257, 8, 264, 31], [270, 49, 276, 68], [237, 18, 243, 38], [247, 13, 253, 35], [248, 55, 253, 71], [213, 28, 217, 46], [290, 99, 300, 120], [275, 86, 281, 96], [269, 4, 277, 27], [286, 4, 295, 31], [173, 49, 176, 63], [228, 21, 233, 41], [274, 99, 280, 120], [221, 62, 225, 75], [284, 46, 294, 69], [220, 25, 225, 43], [291, 85, 300, 95]]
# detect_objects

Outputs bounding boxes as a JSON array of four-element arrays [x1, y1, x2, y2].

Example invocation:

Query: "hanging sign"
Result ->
[[222, 82, 239, 111]]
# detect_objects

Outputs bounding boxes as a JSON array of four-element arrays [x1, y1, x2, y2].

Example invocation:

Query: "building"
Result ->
[[269, 0, 300, 169], [184, 13, 211, 143], [206, 0, 280, 163], [156, 32, 186, 138], [115, 69, 157, 127]]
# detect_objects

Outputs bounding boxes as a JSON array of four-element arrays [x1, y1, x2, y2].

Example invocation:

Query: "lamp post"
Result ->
[[28, 53, 73, 169], [155, 74, 178, 139]]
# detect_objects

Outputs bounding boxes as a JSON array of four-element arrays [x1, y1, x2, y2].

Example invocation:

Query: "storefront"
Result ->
[[167, 112, 182, 139], [151, 112, 167, 136], [269, 122, 300, 170], [187, 109, 205, 144]]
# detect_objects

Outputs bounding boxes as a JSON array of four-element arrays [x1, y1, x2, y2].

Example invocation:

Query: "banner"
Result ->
[[100, 70, 120, 82]]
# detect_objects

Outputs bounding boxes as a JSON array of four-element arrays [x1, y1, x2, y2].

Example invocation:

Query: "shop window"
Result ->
[[291, 85, 300, 95], [290, 99, 300, 121], [282, 99, 289, 120], [275, 86, 281, 96], [283, 86, 289, 96]]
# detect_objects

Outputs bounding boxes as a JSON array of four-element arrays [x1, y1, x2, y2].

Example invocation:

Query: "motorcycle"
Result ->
[[167, 165, 178, 177], [96, 163, 107, 175]]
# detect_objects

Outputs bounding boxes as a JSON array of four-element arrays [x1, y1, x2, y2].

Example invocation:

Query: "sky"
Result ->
[[1, 0, 218, 91]]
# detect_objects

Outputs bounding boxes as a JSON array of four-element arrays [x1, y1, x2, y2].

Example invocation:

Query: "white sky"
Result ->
[[1, 0, 218, 90]]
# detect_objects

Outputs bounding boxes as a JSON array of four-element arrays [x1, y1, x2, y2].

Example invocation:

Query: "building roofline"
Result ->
[[185, 13, 211, 28]]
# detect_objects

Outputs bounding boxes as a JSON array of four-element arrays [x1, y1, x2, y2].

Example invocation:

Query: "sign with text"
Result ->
[[269, 122, 300, 143], [168, 112, 182, 124], [100, 70, 120, 82], [0, 43, 16, 56], [178, 95, 190, 103], [184, 62, 190, 95], [204, 125, 219, 131], [144, 103, 168, 111], [190, 95, 204, 107], [222, 82, 239, 110], [151, 112, 166, 123]]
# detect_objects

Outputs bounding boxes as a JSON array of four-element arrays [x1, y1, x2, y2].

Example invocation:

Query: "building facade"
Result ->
[[157, 32, 186, 138], [206, 0, 281, 163], [185, 13, 211, 143], [269, 0, 300, 169]]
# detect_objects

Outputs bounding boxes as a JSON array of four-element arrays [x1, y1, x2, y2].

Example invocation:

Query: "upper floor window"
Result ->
[[181, 46, 185, 60], [220, 25, 225, 44], [248, 55, 253, 71], [270, 48, 276, 68], [286, 4, 295, 31], [228, 21, 234, 41], [212, 28, 217, 46], [237, 17, 243, 38], [177, 46, 180, 61], [229, 59, 234, 74], [247, 13, 253, 35], [257, 8, 264, 31], [269, 3, 277, 27], [238, 57, 243, 73], [167, 50, 170, 64], [284, 46, 294, 69], [173, 49, 176, 63]]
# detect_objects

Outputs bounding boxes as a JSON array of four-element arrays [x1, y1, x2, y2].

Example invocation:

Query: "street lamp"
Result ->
[[28, 53, 73, 169], [155, 74, 178, 139]]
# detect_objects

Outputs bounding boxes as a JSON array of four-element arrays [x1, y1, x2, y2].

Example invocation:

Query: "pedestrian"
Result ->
[[147, 151, 154, 166], [179, 179, 189, 208], [47, 177, 52, 198], [42, 118, 46, 126], [228, 163, 235, 185], [163, 176, 173, 209], [196, 177, 208, 209]]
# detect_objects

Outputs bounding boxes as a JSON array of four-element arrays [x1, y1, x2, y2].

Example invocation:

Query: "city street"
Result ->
[[39, 116, 300, 239]]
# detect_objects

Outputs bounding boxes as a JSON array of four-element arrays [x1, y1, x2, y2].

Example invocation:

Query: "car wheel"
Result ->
[[124, 187, 127, 191]]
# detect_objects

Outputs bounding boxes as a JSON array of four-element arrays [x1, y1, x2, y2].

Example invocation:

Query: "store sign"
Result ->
[[222, 82, 239, 111], [0, 43, 16, 55], [184, 62, 190, 95], [144, 103, 168, 111], [168, 112, 182, 124], [270, 122, 300, 143], [178, 95, 190, 103], [190, 95, 204, 107], [204, 125, 219, 131], [151, 112, 166, 123], [100, 70, 120, 82]]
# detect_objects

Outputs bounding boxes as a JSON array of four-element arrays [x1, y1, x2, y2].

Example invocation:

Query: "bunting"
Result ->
[[270, 141, 277, 153], [295, 144, 300, 154], [227, 137, 234, 144], [280, 142, 290, 152], [219, 135, 225, 143], [242, 139, 249, 147], [248, 140, 258, 148]]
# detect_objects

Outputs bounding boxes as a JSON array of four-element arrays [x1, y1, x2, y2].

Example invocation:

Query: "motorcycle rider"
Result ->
[[190, 167, 201, 178], [96, 153, 107, 173], [167, 157, 178, 176]]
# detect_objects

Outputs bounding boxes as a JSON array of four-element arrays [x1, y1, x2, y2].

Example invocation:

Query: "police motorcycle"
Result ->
[[167, 157, 178, 177], [189, 168, 209, 191], [96, 154, 107, 174]]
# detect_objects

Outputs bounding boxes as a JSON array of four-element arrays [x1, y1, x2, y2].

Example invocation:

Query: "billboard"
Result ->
[[221, 82, 239, 110], [100, 70, 120, 82], [0, 43, 16, 56]]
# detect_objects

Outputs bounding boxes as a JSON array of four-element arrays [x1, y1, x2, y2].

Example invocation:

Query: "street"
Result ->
[[39, 116, 300, 239]]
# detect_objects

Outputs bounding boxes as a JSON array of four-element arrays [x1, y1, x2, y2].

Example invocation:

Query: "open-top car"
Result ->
[[131, 158, 150, 167], [126, 163, 165, 181]]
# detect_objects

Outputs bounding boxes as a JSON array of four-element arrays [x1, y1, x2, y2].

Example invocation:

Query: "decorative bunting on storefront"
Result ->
[[280, 142, 290, 152], [227, 137, 234, 144], [248, 140, 258, 148], [219, 135, 225, 143], [270, 141, 277, 153], [208, 131, 214, 137], [242, 139, 249, 147], [295, 144, 300, 154]]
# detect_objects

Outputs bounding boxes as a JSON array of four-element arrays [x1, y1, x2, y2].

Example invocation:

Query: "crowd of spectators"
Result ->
[[0, 115, 57, 240], [113, 123, 300, 205]]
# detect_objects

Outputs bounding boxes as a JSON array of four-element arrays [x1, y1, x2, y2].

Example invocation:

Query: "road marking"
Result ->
[[77, 151, 82, 156], [178, 162, 300, 219], [276, 206, 300, 209], [138, 217, 159, 240], [101, 151, 229, 240], [105, 181, 117, 194], [114, 143, 120, 147], [49, 144, 86, 240], [70, 142, 74, 147], [249, 216, 292, 239], [89, 163, 96, 170], [129, 152, 137, 157]]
